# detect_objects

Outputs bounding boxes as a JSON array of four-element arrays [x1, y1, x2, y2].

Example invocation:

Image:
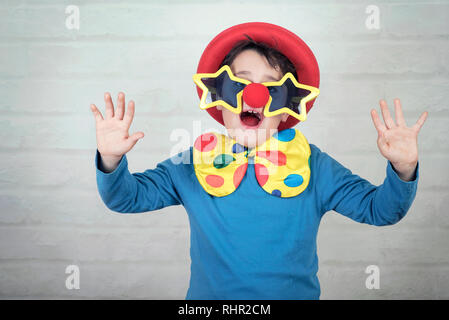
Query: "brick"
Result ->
[[375, 265, 441, 299], [316, 78, 385, 117], [0, 151, 98, 189], [22, 41, 199, 78], [0, 195, 28, 224], [383, 80, 449, 117], [2, 2, 448, 40], [0, 45, 29, 77], [0, 188, 189, 228], [315, 41, 445, 75], [318, 264, 441, 299], [318, 264, 385, 299], [0, 3, 383, 40], [0, 78, 193, 115], [0, 149, 186, 191], [315, 77, 449, 118], [0, 112, 219, 151], [378, 228, 449, 265], [397, 190, 449, 229], [5, 40, 443, 80], [434, 267, 449, 299], [318, 222, 385, 263], [0, 260, 189, 299], [301, 114, 445, 155], [384, 4, 449, 37], [0, 226, 190, 263]]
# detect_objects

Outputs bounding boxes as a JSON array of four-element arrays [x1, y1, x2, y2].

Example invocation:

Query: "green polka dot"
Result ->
[[213, 154, 235, 169]]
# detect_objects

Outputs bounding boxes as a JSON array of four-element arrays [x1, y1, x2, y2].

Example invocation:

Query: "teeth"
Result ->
[[245, 109, 259, 114], [243, 109, 261, 120]]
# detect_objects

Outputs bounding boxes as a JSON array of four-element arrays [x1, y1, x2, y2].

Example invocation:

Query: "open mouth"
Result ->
[[240, 109, 263, 128]]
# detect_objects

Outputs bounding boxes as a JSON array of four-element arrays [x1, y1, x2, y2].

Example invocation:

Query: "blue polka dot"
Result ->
[[283, 174, 303, 187], [274, 128, 296, 142], [232, 143, 247, 154], [271, 189, 282, 197]]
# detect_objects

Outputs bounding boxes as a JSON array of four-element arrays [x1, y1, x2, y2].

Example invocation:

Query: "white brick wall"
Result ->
[[0, 0, 448, 299]]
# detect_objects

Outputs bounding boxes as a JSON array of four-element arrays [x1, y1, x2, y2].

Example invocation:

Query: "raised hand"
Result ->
[[90, 92, 144, 172], [370, 98, 428, 181]]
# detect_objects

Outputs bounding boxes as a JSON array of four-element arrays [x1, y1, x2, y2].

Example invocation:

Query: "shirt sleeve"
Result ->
[[313, 146, 419, 226], [94, 149, 183, 213]]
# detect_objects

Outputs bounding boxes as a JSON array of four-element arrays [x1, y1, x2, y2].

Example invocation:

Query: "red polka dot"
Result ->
[[194, 133, 217, 152], [205, 174, 224, 188], [233, 163, 248, 188], [254, 163, 269, 186], [255, 151, 286, 166]]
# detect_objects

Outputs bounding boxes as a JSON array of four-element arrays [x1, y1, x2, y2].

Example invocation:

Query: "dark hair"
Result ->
[[219, 34, 297, 80]]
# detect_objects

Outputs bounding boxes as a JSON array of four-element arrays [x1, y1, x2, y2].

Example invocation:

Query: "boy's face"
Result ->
[[216, 49, 289, 148]]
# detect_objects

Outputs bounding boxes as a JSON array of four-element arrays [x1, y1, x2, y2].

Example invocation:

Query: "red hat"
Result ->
[[195, 22, 320, 131]]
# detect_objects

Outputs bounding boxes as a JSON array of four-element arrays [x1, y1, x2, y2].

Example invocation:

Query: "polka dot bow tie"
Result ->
[[193, 128, 311, 198]]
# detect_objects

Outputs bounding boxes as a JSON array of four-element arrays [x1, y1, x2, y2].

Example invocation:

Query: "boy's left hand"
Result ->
[[370, 98, 428, 182]]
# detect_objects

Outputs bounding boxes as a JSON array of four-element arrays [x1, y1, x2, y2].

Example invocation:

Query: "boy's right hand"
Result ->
[[90, 92, 144, 172]]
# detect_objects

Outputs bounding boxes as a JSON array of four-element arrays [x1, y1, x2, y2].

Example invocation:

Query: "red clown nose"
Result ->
[[242, 83, 270, 108]]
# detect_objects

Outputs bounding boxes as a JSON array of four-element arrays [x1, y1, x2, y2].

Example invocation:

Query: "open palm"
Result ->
[[370, 99, 428, 180], [90, 92, 144, 158]]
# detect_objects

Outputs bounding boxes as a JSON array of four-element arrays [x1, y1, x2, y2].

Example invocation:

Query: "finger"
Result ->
[[379, 99, 396, 129], [104, 92, 114, 119], [115, 92, 125, 120], [394, 98, 407, 127], [129, 131, 144, 142], [90, 104, 104, 122], [123, 100, 135, 127], [126, 131, 144, 149], [412, 111, 428, 133], [370, 109, 387, 135]]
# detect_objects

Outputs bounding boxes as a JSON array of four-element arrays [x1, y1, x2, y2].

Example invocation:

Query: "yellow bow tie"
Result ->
[[193, 128, 311, 198]]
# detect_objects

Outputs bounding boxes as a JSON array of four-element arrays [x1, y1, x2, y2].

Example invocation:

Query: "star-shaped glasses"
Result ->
[[193, 65, 319, 122]]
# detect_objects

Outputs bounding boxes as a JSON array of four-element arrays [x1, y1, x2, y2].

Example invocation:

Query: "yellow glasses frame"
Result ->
[[193, 65, 319, 122]]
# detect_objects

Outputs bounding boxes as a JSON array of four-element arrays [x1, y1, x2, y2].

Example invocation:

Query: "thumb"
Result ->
[[377, 133, 389, 154], [130, 131, 144, 141], [126, 131, 144, 149]]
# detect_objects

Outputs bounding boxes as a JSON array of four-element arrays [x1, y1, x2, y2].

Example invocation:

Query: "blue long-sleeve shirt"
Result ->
[[94, 143, 419, 300]]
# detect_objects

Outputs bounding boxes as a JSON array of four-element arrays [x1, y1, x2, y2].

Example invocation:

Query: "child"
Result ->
[[90, 22, 428, 299]]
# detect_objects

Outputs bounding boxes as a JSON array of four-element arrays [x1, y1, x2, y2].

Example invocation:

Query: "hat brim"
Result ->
[[195, 22, 320, 131]]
